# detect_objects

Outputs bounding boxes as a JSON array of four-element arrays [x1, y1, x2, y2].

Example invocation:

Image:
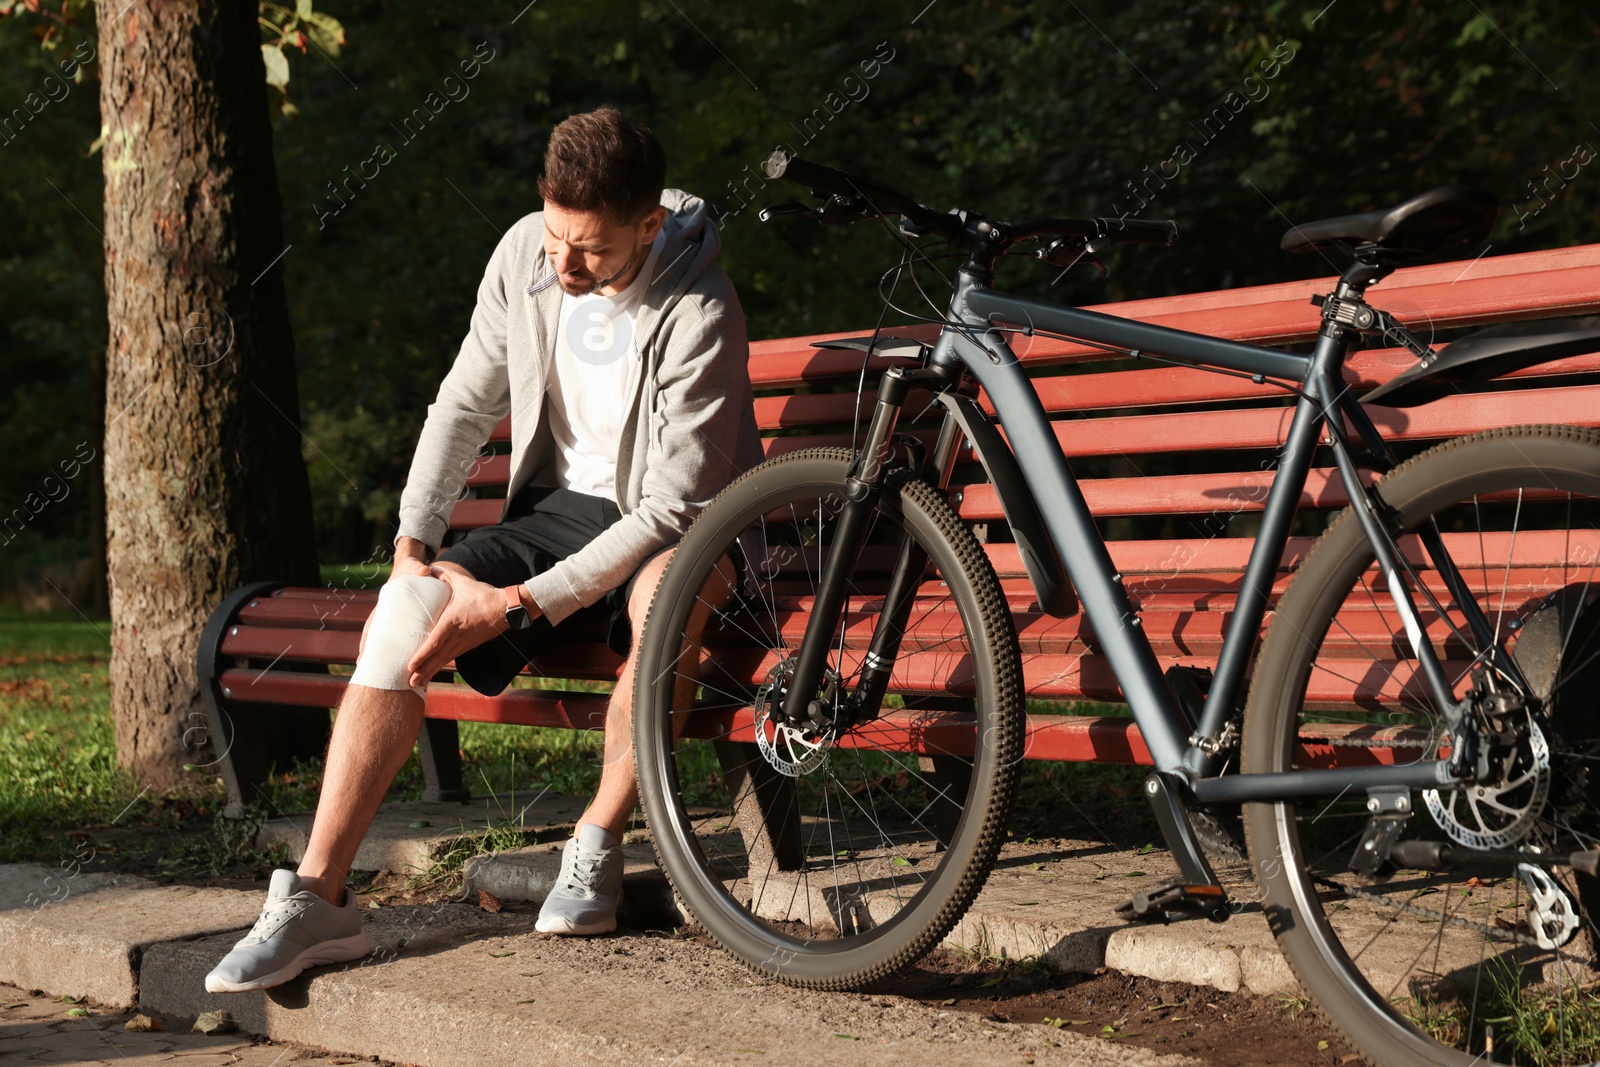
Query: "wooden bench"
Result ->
[[199, 243, 1600, 818]]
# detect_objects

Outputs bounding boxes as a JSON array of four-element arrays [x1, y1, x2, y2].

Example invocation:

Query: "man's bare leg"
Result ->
[[578, 549, 734, 841], [577, 550, 675, 842], [296, 685, 425, 905]]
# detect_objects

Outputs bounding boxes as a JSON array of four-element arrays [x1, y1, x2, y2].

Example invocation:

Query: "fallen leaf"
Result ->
[[514, 998, 536, 1005], [408, 820, 432, 828], [64, 1007, 90, 1018], [978, 972, 1006, 988], [58, 995, 85, 1004], [890, 856, 912, 868], [940, 998, 956, 1006], [1465, 876, 1485, 888], [192, 1009, 235, 1035], [478, 889, 503, 913], [124, 1014, 163, 1032], [1317, 1039, 1329, 1051], [1136, 843, 1156, 855], [489, 951, 515, 959], [519, 972, 544, 978], [366, 901, 381, 910], [834, 1033, 860, 1040], [2, 1003, 28, 1010]]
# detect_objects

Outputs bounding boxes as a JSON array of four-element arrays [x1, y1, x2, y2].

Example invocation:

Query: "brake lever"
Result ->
[[758, 202, 821, 222], [1038, 235, 1111, 276]]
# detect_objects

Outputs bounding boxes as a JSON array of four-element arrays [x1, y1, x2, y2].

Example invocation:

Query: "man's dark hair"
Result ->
[[538, 106, 666, 224]]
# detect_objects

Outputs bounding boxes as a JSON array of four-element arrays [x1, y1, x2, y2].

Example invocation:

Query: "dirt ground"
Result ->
[[890, 948, 1358, 1067]]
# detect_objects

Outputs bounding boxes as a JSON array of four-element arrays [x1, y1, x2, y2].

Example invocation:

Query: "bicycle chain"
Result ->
[[1309, 872, 1541, 948], [1311, 736, 1431, 748], [1304, 735, 1540, 947]]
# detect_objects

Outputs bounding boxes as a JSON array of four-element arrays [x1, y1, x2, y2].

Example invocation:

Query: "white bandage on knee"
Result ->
[[350, 575, 453, 698]]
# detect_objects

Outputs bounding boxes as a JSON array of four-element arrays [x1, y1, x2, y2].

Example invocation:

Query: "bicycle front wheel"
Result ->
[[633, 447, 1025, 989], [1244, 425, 1600, 1065]]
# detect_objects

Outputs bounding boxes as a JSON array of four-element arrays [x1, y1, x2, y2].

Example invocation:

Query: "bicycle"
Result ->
[[632, 149, 1600, 1065]]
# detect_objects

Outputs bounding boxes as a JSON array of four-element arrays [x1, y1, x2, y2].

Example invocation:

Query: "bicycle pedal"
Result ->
[[1116, 881, 1229, 924]]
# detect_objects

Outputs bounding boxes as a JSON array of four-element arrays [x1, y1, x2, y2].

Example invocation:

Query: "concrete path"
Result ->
[[0, 985, 326, 1066], [261, 793, 1297, 997], [0, 869, 1195, 1067], [0, 792, 1298, 1066]]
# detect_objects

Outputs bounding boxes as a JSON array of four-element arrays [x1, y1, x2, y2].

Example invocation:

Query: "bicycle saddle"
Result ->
[[1281, 186, 1498, 265]]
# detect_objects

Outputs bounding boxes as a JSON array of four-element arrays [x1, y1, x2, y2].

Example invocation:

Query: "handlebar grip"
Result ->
[[1099, 218, 1181, 246], [764, 149, 863, 199]]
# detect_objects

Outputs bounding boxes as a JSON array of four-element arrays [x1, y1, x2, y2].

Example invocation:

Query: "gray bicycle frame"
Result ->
[[925, 273, 1463, 802]]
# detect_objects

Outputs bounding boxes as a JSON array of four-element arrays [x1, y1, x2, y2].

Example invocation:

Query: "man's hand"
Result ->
[[404, 565, 536, 688], [391, 536, 434, 580], [359, 537, 436, 659]]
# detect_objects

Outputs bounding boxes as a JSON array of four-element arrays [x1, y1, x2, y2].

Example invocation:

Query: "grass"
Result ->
[[0, 604, 612, 867], [0, 607, 140, 861], [1396, 955, 1600, 1065]]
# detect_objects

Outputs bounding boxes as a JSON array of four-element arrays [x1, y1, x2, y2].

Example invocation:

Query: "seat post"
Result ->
[[1336, 259, 1394, 297]]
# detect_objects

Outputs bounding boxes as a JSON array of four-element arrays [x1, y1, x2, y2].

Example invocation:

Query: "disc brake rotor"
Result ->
[[752, 660, 841, 778], [1423, 714, 1550, 849]]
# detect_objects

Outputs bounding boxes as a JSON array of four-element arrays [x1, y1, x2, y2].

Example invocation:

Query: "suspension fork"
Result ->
[[849, 394, 971, 720], [1337, 395, 1528, 693], [779, 363, 960, 728]]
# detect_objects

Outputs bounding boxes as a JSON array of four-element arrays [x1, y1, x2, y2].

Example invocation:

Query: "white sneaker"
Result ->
[[535, 824, 622, 935], [205, 869, 372, 993]]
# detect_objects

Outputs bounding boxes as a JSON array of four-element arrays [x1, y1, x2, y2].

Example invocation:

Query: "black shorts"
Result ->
[[435, 486, 642, 697]]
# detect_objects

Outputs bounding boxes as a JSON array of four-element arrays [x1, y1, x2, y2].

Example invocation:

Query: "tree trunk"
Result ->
[[99, 0, 320, 790]]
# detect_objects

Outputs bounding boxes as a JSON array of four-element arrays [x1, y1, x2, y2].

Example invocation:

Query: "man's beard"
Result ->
[[557, 243, 641, 296]]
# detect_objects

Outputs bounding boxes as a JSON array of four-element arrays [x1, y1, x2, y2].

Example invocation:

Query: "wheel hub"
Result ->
[[1424, 700, 1550, 850], [752, 659, 842, 777]]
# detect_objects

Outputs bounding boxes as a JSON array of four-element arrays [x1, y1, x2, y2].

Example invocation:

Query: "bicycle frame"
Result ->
[[790, 268, 1484, 806]]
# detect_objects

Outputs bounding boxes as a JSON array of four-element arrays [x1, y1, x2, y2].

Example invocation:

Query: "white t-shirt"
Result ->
[[547, 231, 665, 499]]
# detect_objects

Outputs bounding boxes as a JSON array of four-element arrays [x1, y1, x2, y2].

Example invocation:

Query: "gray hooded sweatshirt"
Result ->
[[396, 189, 763, 624]]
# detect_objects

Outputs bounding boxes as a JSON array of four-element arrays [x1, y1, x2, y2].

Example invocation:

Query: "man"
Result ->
[[205, 107, 762, 993]]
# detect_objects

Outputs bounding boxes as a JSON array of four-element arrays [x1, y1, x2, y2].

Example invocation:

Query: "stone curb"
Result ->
[[0, 865, 266, 1009]]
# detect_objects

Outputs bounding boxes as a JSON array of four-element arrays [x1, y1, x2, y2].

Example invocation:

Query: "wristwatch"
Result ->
[[503, 584, 532, 630]]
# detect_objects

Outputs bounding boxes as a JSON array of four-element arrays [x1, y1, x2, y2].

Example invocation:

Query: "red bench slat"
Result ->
[[215, 243, 1600, 773]]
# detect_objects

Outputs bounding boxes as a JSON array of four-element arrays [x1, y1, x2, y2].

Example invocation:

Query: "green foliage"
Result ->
[[4, 2, 1600, 562], [259, 0, 347, 113]]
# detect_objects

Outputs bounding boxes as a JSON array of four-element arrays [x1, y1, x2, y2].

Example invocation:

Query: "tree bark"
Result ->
[[99, 0, 320, 790]]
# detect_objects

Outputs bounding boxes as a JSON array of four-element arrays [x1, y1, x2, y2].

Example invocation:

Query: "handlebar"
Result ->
[[761, 148, 1179, 257], [763, 149, 961, 238], [1009, 217, 1181, 247]]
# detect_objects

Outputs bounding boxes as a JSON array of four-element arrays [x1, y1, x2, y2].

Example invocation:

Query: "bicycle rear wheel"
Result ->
[[633, 448, 1025, 989], [1244, 426, 1600, 1065]]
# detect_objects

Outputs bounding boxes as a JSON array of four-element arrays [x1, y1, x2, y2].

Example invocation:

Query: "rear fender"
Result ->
[[1362, 315, 1600, 407]]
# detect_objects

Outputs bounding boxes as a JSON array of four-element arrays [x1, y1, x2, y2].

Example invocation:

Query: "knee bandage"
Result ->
[[350, 575, 453, 698]]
